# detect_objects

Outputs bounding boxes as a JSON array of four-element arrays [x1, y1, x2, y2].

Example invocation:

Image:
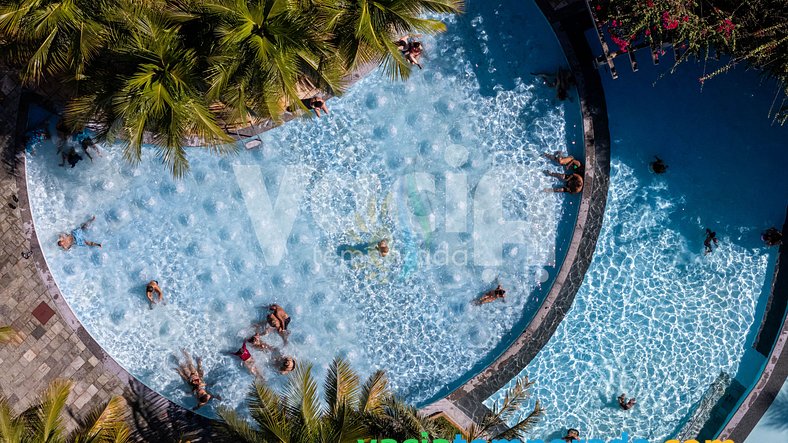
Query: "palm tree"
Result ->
[[65, 4, 235, 177], [0, 379, 130, 442], [215, 357, 447, 442], [461, 377, 544, 442], [201, 0, 346, 125], [332, 0, 465, 80], [0, 326, 16, 343], [0, 0, 111, 85]]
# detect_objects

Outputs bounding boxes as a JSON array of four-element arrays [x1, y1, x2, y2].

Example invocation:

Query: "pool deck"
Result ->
[[0, 71, 217, 440], [421, 0, 612, 428]]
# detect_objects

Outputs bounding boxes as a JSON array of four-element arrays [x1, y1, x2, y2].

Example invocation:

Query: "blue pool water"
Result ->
[[486, 45, 788, 441], [25, 0, 582, 414]]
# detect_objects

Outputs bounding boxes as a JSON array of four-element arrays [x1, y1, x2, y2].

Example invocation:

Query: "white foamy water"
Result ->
[[26, 23, 577, 413]]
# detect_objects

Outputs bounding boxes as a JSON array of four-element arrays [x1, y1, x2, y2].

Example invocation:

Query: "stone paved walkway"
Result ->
[[0, 69, 128, 429]]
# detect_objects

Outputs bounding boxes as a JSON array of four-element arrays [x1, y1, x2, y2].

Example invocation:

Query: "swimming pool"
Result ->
[[485, 47, 788, 441], [24, 0, 582, 414]]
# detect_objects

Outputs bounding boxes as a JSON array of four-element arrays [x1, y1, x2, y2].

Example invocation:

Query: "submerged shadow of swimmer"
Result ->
[[336, 243, 373, 261]]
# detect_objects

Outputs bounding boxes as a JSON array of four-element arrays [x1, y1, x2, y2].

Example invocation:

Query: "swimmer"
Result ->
[[617, 394, 636, 410], [544, 151, 583, 174], [276, 355, 296, 375], [232, 342, 261, 379], [762, 227, 783, 247], [248, 332, 276, 352], [269, 304, 291, 331], [562, 428, 580, 442], [80, 137, 102, 161], [532, 68, 575, 101], [57, 216, 101, 250], [261, 312, 289, 345], [307, 96, 329, 118], [175, 350, 205, 391], [395, 35, 424, 69], [175, 351, 221, 411], [376, 239, 390, 257], [146, 280, 164, 309], [58, 146, 83, 168], [544, 170, 584, 194], [476, 284, 506, 305], [650, 156, 668, 174], [704, 228, 718, 255]]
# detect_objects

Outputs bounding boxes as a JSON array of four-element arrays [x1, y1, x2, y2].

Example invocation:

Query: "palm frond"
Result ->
[[358, 370, 389, 415]]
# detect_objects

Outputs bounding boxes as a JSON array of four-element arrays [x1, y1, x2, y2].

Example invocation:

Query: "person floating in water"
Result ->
[[649, 156, 668, 174], [704, 228, 719, 255], [306, 96, 329, 118], [532, 68, 575, 101], [146, 280, 164, 309], [544, 151, 583, 174], [762, 227, 783, 247], [562, 428, 580, 442], [396, 34, 424, 69], [376, 239, 390, 257], [57, 216, 101, 250], [232, 341, 261, 379], [175, 350, 221, 411], [617, 393, 636, 410], [476, 284, 506, 305], [544, 170, 584, 194]]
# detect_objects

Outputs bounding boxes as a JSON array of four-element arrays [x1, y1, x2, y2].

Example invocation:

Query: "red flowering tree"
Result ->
[[592, 0, 788, 124]]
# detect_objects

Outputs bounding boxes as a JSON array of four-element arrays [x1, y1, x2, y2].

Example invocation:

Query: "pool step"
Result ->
[[674, 371, 745, 441]]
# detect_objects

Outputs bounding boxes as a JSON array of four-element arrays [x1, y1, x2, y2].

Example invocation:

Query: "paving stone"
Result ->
[[22, 349, 36, 362], [31, 301, 55, 325], [30, 325, 45, 340]]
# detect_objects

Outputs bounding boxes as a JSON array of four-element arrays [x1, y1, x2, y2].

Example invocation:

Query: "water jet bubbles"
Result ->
[[444, 144, 469, 168], [536, 268, 550, 283], [178, 213, 194, 227]]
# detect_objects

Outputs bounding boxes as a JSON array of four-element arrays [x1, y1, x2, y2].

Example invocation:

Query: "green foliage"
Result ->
[[0, 326, 16, 343], [215, 357, 450, 443], [0, 379, 130, 443], [595, 0, 788, 124], [1, 0, 464, 175], [461, 376, 543, 442]]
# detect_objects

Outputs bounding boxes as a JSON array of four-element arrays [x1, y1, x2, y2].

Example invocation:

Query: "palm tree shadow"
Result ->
[[763, 390, 788, 431], [123, 378, 220, 442]]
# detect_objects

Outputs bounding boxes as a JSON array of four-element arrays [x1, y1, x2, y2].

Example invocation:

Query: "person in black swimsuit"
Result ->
[[146, 280, 164, 309]]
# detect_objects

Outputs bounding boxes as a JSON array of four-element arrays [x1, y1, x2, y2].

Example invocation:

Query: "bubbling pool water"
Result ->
[[486, 161, 767, 442], [26, 29, 576, 412]]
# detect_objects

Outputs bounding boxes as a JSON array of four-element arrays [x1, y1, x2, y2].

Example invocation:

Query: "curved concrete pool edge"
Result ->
[[717, 206, 788, 442], [1, 84, 217, 440], [421, 0, 612, 427]]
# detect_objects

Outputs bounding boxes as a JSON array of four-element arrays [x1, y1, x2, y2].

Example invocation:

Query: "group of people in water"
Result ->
[[544, 151, 585, 194], [26, 119, 101, 168], [172, 303, 297, 410]]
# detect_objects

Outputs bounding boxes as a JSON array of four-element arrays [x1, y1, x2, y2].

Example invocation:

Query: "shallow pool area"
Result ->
[[485, 51, 788, 442], [24, 0, 583, 414]]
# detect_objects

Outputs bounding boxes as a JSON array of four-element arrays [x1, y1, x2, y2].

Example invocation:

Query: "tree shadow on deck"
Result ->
[[124, 378, 222, 443]]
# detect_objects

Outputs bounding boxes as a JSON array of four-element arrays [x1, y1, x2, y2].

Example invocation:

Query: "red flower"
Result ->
[[647, 0, 654, 7], [682, 16, 689, 22], [717, 18, 735, 37], [645, 29, 651, 35], [596, 5, 601, 10]]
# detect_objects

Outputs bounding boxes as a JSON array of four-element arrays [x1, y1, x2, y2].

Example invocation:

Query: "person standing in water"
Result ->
[[146, 280, 164, 309], [704, 228, 719, 255], [617, 394, 636, 410]]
